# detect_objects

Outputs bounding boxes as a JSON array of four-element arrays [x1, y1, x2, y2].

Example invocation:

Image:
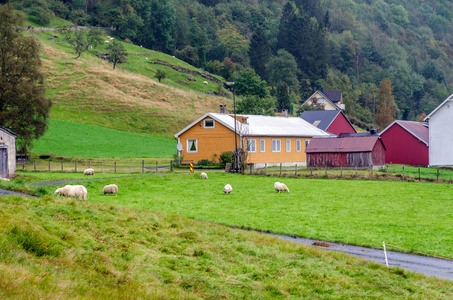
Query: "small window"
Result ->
[[272, 139, 281, 152], [318, 98, 324, 104], [305, 139, 311, 150], [260, 139, 265, 152], [187, 139, 198, 153], [296, 140, 301, 152], [246, 139, 256, 153], [286, 139, 291, 152], [204, 119, 215, 128]]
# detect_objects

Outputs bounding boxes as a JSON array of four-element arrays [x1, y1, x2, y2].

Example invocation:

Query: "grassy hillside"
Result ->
[[0, 186, 452, 298], [35, 29, 232, 138]]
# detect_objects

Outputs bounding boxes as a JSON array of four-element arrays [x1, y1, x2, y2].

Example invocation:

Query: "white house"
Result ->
[[424, 93, 453, 166]]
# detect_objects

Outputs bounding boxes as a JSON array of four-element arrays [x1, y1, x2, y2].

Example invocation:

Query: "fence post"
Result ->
[[75, 160, 77, 172], [419, 168, 421, 181], [437, 169, 439, 182], [130, 159, 132, 173], [402, 166, 405, 181], [34, 160, 36, 171], [325, 165, 327, 177], [250, 164, 252, 175], [295, 164, 297, 176], [264, 163, 267, 175], [355, 166, 357, 178], [22, 159, 25, 170], [88, 161, 91, 168], [310, 167, 312, 176], [142, 160, 144, 173], [61, 161, 63, 172], [280, 163, 282, 176], [386, 166, 389, 179], [48, 160, 50, 171], [156, 161, 158, 173], [370, 166, 373, 178], [101, 158, 104, 173], [340, 166, 342, 178], [114, 161, 116, 173], [170, 160, 173, 172]]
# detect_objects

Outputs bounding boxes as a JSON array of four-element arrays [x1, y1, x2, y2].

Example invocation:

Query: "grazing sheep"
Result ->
[[223, 184, 232, 194], [274, 182, 289, 193], [200, 172, 208, 179], [55, 185, 87, 200], [103, 184, 118, 196], [203, 81, 208, 85], [84, 168, 94, 176]]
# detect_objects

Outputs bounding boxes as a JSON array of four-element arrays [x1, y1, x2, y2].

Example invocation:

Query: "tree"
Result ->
[[375, 78, 397, 130], [232, 69, 268, 98], [155, 69, 166, 83], [266, 49, 299, 92], [276, 83, 293, 113], [0, 4, 51, 152], [86, 28, 104, 50], [106, 40, 127, 69], [236, 95, 276, 115], [248, 26, 270, 81], [66, 30, 87, 59]]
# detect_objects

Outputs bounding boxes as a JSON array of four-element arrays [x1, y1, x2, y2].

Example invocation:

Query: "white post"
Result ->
[[383, 242, 389, 267]]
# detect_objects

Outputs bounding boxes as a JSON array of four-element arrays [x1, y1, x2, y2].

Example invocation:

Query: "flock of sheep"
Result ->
[[200, 172, 289, 194], [54, 168, 118, 200]]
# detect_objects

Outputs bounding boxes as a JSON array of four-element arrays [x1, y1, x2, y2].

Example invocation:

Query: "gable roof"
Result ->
[[424, 93, 453, 121], [0, 126, 17, 137], [306, 135, 383, 153], [300, 110, 355, 133], [301, 91, 342, 110], [174, 113, 330, 138], [380, 120, 429, 146], [322, 91, 342, 103]]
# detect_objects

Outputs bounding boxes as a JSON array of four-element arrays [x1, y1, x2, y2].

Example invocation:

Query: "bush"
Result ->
[[219, 151, 234, 168]]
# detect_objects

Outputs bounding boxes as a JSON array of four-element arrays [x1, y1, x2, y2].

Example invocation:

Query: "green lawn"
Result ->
[[23, 171, 453, 259], [31, 118, 176, 158]]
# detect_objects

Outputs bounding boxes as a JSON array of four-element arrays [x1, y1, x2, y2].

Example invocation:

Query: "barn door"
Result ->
[[0, 145, 8, 178]]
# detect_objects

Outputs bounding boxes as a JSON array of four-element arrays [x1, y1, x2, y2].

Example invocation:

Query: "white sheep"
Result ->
[[55, 185, 87, 200], [84, 168, 94, 176], [223, 184, 232, 194], [203, 81, 208, 85], [274, 182, 289, 193], [103, 184, 118, 196], [200, 172, 208, 179]]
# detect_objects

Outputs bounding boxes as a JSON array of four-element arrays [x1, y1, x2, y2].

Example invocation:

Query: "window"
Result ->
[[272, 139, 281, 152], [204, 119, 215, 128], [318, 97, 324, 104], [296, 140, 301, 152], [305, 139, 311, 150], [246, 139, 256, 153], [187, 139, 198, 153], [286, 139, 291, 152], [260, 139, 265, 152]]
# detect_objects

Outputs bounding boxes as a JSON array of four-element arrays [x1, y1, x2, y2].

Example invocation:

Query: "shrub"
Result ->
[[219, 151, 234, 168]]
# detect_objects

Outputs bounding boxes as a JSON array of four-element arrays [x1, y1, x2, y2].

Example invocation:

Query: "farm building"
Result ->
[[300, 110, 356, 135], [424, 93, 453, 166], [379, 121, 428, 166], [299, 90, 345, 111], [306, 134, 386, 169], [0, 127, 17, 178], [174, 110, 330, 168]]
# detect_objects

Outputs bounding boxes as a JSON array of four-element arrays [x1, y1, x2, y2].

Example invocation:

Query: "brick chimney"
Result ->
[[220, 104, 226, 114]]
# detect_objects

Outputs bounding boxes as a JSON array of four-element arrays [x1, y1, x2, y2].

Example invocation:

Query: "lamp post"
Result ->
[[226, 82, 238, 173]]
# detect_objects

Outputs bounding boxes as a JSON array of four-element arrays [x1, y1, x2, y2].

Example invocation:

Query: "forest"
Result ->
[[11, 0, 453, 128]]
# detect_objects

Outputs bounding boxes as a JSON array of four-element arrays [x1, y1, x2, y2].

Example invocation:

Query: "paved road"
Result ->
[[267, 233, 453, 280], [0, 188, 32, 197]]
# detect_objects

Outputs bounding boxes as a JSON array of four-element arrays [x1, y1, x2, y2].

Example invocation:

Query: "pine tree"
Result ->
[[375, 78, 397, 130], [276, 83, 293, 113], [248, 26, 270, 81], [277, 2, 296, 52]]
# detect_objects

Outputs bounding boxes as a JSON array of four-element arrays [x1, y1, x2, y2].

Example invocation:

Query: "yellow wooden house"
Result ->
[[174, 112, 330, 167]]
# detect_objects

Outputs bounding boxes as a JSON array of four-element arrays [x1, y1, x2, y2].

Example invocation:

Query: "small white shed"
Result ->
[[424, 93, 453, 166], [0, 127, 17, 178]]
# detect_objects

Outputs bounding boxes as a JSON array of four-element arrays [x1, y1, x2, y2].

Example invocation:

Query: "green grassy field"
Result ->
[[17, 171, 453, 259], [0, 186, 452, 298], [31, 118, 176, 158]]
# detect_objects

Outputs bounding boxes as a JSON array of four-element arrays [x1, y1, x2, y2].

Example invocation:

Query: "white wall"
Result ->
[[429, 99, 453, 166]]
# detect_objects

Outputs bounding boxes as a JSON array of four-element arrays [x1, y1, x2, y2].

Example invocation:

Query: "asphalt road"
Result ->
[[268, 233, 453, 281]]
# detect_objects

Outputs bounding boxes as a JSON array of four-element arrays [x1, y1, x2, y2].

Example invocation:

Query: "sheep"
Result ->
[[274, 182, 289, 193], [104, 40, 109, 43], [200, 172, 208, 179], [103, 184, 118, 196], [84, 168, 94, 176], [55, 185, 87, 200], [203, 81, 208, 85], [223, 184, 232, 194]]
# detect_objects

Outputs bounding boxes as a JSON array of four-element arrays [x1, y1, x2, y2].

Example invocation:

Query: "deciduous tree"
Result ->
[[375, 78, 397, 130], [0, 4, 51, 152], [106, 40, 127, 70]]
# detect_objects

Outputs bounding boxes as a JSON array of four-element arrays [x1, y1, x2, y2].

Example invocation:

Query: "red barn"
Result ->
[[379, 121, 428, 166], [300, 110, 356, 136], [306, 135, 386, 168]]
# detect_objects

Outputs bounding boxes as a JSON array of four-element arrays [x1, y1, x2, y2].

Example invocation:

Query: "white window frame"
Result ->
[[296, 139, 301, 152], [272, 139, 281, 152], [286, 139, 291, 152], [187, 139, 198, 153], [260, 139, 265, 153], [305, 139, 311, 150], [246, 139, 256, 153], [204, 119, 215, 128]]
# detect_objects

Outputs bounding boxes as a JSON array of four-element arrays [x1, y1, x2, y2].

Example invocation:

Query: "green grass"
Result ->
[[31, 118, 176, 158], [0, 190, 452, 298], [21, 171, 453, 259]]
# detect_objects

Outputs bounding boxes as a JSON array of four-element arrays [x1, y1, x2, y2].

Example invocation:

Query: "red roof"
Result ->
[[396, 121, 428, 145], [306, 136, 382, 153]]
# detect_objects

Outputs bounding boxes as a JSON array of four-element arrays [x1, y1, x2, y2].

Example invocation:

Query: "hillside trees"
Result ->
[[0, 4, 51, 152], [375, 78, 397, 130], [248, 26, 270, 81], [106, 40, 127, 69]]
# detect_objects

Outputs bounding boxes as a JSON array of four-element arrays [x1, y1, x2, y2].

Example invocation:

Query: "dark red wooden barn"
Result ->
[[300, 110, 356, 135], [306, 135, 386, 168], [379, 121, 428, 166]]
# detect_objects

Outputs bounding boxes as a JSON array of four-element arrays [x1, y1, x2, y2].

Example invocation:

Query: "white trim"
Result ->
[[379, 120, 429, 146], [296, 139, 301, 152], [247, 139, 256, 153], [187, 139, 198, 153], [424, 93, 453, 121], [260, 139, 265, 152], [204, 119, 215, 128], [286, 139, 291, 152], [272, 139, 281, 152]]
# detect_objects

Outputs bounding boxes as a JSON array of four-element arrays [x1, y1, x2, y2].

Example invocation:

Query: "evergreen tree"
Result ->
[[266, 49, 299, 92], [375, 78, 397, 130], [248, 26, 270, 81], [277, 1, 296, 52], [276, 83, 293, 113]]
